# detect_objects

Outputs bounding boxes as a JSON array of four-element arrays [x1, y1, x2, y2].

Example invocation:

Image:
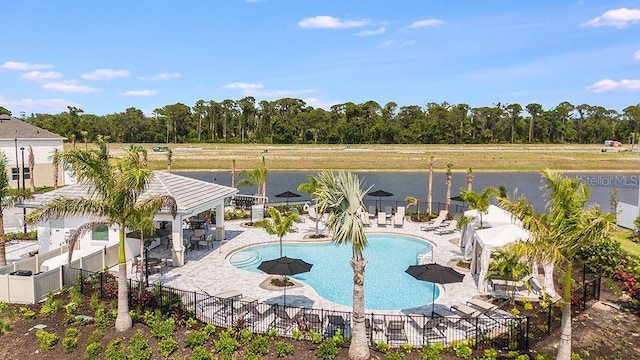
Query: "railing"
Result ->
[[70, 267, 530, 351], [415, 247, 433, 264]]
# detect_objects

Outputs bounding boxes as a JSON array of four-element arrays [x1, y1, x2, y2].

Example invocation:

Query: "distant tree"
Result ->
[[262, 208, 300, 257], [0, 106, 11, 116], [460, 186, 499, 228], [49, 149, 62, 189], [238, 156, 268, 204], [405, 196, 420, 220], [166, 150, 172, 173]]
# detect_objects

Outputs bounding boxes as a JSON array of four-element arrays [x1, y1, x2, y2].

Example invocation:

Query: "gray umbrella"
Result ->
[[367, 189, 393, 211], [405, 263, 465, 316], [258, 256, 313, 306], [275, 190, 301, 206]]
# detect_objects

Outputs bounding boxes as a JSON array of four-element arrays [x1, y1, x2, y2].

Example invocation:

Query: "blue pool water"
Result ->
[[229, 234, 439, 310]]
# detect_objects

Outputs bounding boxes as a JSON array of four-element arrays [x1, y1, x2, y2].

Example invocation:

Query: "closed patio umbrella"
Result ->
[[258, 256, 313, 306], [405, 263, 465, 316]]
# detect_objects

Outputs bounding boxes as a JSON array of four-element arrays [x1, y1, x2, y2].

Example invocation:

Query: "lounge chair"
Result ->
[[244, 302, 270, 327], [385, 319, 408, 343], [303, 312, 324, 332], [368, 205, 376, 218], [434, 221, 457, 235], [360, 211, 371, 227], [377, 212, 387, 227], [451, 303, 482, 318], [270, 306, 298, 332], [420, 217, 445, 231], [427, 210, 448, 224], [409, 315, 446, 344], [466, 298, 498, 313], [326, 314, 346, 337], [393, 206, 405, 228]]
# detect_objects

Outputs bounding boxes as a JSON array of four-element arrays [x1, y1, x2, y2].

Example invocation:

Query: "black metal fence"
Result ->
[[65, 266, 529, 351]]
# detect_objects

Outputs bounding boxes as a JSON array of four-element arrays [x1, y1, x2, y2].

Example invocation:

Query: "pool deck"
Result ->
[[142, 216, 482, 315]]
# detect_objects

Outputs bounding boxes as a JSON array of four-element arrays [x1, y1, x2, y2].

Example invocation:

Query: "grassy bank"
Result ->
[[105, 143, 640, 172]]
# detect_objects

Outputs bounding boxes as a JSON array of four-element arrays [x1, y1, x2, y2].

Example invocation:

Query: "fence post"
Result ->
[[100, 272, 104, 299], [159, 284, 163, 310], [525, 317, 530, 350], [474, 316, 479, 349]]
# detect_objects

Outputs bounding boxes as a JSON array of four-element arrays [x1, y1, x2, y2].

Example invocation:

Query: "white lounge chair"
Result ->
[[420, 217, 445, 231], [368, 205, 376, 218], [434, 221, 457, 235], [427, 210, 448, 225], [393, 206, 405, 228], [361, 211, 371, 227], [377, 212, 387, 227]]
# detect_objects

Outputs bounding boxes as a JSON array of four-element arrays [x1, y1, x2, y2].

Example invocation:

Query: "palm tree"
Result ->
[[444, 163, 453, 212], [405, 196, 420, 220], [314, 171, 371, 360], [0, 153, 32, 266], [141, 148, 148, 167], [460, 186, 499, 228], [238, 156, 268, 204], [27, 147, 177, 332], [297, 174, 321, 236], [498, 170, 614, 360], [127, 211, 158, 287], [486, 249, 530, 304], [262, 208, 300, 257], [466, 167, 473, 192], [427, 155, 435, 215], [166, 149, 173, 173], [28, 146, 35, 192], [49, 149, 62, 190], [231, 159, 236, 188]]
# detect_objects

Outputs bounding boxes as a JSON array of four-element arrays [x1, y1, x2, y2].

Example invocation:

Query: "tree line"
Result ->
[[3, 99, 640, 145]]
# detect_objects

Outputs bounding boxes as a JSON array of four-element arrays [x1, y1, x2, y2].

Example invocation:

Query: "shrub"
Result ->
[[400, 343, 413, 353], [291, 329, 303, 341], [158, 338, 178, 358], [479, 348, 498, 360], [0, 301, 7, 313], [185, 317, 197, 328], [275, 341, 294, 357], [94, 307, 110, 328], [203, 323, 216, 335], [40, 292, 62, 317], [151, 317, 176, 339], [128, 330, 151, 360], [88, 329, 103, 344], [308, 330, 323, 343], [454, 341, 473, 359], [213, 329, 240, 356], [515, 355, 530, 360], [62, 327, 80, 352], [191, 346, 213, 360], [247, 335, 270, 355], [85, 342, 102, 360], [422, 342, 444, 360], [534, 354, 553, 360], [375, 340, 391, 353], [266, 328, 279, 339], [240, 328, 254, 343], [0, 318, 12, 335], [185, 330, 210, 349], [19, 307, 36, 320], [385, 351, 405, 360], [315, 341, 339, 360], [105, 338, 127, 360], [35, 329, 59, 350], [329, 328, 344, 347]]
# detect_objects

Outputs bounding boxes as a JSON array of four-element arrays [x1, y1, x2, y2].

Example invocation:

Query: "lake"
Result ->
[[176, 171, 640, 213]]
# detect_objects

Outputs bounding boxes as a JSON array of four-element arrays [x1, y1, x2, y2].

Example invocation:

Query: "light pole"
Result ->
[[14, 139, 20, 190], [20, 147, 27, 234]]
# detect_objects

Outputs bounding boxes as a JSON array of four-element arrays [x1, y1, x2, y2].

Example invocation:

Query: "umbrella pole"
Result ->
[[431, 282, 436, 317], [283, 275, 287, 307]]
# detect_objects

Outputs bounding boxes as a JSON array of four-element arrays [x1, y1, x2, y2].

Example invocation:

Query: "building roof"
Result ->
[[20, 171, 238, 215], [0, 115, 65, 140]]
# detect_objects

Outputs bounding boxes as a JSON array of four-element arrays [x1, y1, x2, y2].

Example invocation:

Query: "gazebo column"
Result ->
[[170, 217, 185, 266], [215, 204, 225, 241]]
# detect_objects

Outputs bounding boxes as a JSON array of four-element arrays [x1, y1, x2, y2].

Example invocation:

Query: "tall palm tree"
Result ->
[[460, 186, 499, 228], [486, 249, 530, 304], [297, 174, 321, 235], [231, 159, 236, 188], [466, 167, 473, 192], [127, 211, 158, 287], [262, 208, 300, 257], [498, 170, 614, 360], [28, 146, 35, 192], [427, 155, 435, 215], [444, 163, 453, 212], [238, 156, 268, 204], [166, 149, 173, 173], [314, 171, 371, 360], [49, 149, 62, 190], [27, 147, 177, 332], [0, 153, 32, 266]]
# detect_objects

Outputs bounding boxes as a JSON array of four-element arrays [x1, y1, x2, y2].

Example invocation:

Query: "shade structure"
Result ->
[[275, 190, 301, 206], [367, 189, 393, 211], [258, 256, 313, 306], [405, 263, 465, 315], [126, 228, 171, 240], [450, 195, 465, 202]]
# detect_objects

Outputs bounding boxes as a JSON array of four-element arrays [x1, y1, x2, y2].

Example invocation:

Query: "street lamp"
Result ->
[[14, 139, 20, 190], [20, 147, 26, 234]]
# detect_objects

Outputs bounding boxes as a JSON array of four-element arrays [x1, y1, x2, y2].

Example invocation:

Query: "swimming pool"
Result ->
[[229, 233, 439, 310]]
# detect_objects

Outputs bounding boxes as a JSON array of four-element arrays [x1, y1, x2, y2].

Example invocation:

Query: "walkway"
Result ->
[[141, 215, 481, 315]]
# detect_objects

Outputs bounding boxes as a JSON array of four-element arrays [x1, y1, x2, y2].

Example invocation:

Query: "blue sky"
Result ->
[[1, 1, 639, 116]]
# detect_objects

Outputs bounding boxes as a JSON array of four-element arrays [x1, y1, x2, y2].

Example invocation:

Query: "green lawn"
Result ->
[[611, 227, 640, 258]]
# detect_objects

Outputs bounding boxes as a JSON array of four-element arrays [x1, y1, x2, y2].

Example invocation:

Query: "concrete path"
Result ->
[[143, 216, 482, 315]]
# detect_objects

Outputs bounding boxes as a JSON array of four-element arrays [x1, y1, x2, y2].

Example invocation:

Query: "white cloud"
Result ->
[[119, 90, 157, 96], [304, 97, 340, 110], [82, 68, 130, 80], [581, 8, 640, 28], [587, 78, 640, 92], [355, 27, 386, 36], [380, 39, 417, 48], [0, 96, 76, 114], [139, 72, 182, 81], [19, 71, 63, 82], [407, 18, 443, 28], [0, 61, 53, 71], [634, 50, 640, 60], [299, 16, 369, 29], [43, 80, 99, 93], [224, 82, 264, 90]]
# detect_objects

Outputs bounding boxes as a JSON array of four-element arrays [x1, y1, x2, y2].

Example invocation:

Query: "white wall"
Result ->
[[617, 202, 639, 230], [0, 139, 63, 165]]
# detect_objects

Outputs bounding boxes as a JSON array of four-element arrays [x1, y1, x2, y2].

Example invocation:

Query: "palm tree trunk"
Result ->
[[115, 228, 132, 332], [556, 262, 572, 360], [445, 173, 452, 212], [0, 216, 6, 267], [427, 161, 434, 215], [348, 256, 369, 360]]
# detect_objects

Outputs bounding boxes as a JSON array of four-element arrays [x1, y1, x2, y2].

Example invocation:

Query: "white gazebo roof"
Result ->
[[474, 223, 531, 249], [464, 204, 521, 228]]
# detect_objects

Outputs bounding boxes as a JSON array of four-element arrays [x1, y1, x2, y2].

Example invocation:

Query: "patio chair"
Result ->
[[303, 312, 324, 332], [190, 228, 205, 242], [384, 206, 393, 219], [244, 302, 270, 327], [270, 307, 299, 332], [377, 212, 387, 227], [434, 221, 457, 235], [427, 210, 448, 225], [130, 257, 140, 275], [393, 206, 405, 228], [326, 314, 346, 337], [466, 298, 498, 313], [198, 233, 215, 250], [451, 303, 482, 318], [368, 205, 376, 218], [420, 217, 445, 231], [385, 319, 408, 343], [409, 315, 446, 344], [151, 259, 167, 275]]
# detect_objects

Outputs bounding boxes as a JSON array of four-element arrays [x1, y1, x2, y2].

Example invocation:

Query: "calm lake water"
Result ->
[[177, 171, 640, 212]]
